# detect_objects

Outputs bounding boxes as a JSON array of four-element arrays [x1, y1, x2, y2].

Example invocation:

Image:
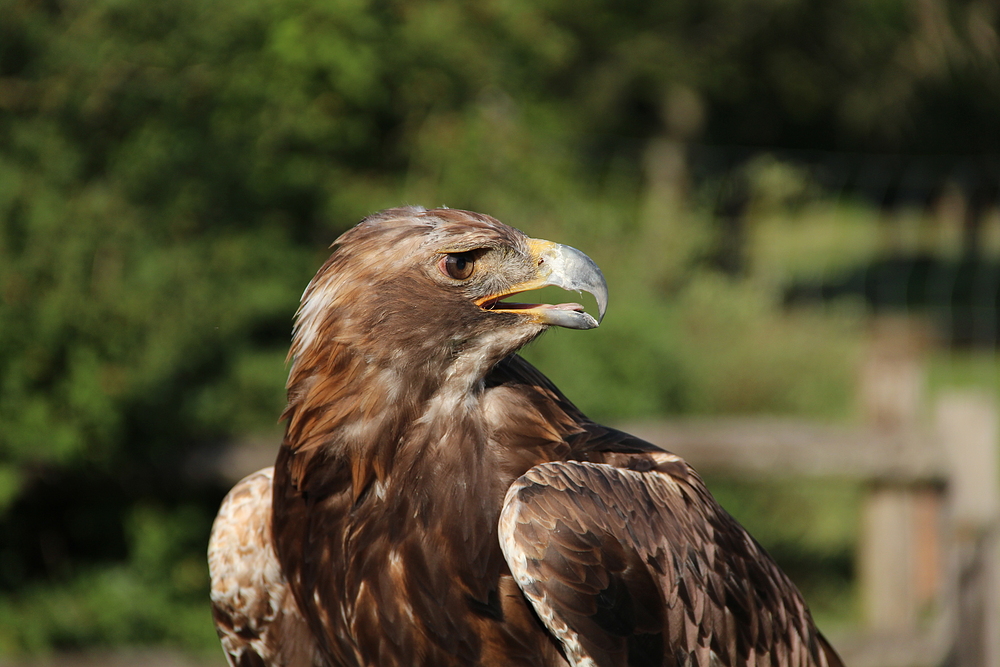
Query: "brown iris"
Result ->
[[439, 252, 476, 280]]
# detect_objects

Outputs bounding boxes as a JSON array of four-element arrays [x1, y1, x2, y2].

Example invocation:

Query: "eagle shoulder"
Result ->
[[208, 467, 325, 667]]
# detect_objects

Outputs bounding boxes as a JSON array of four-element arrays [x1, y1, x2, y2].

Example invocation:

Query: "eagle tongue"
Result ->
[[495, 301, 585, 312]]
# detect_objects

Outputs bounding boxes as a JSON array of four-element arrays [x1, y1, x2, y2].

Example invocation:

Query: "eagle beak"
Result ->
[[477, 240, 609, 330], [532, 241, 608, 329]]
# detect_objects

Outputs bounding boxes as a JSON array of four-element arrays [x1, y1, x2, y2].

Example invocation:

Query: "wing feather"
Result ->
[[208, 467, 325, 667], [499, 455, 843, 667]]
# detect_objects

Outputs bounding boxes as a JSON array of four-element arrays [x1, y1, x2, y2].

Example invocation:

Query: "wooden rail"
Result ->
[[617, 419, 944, 482]]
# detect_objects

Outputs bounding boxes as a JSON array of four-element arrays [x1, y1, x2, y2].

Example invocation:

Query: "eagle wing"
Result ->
[[498, 453, 843, 667], [208, 467, 324, 667]]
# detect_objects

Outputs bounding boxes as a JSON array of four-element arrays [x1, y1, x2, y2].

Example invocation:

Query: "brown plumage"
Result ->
[[208, 206, 843, 667]]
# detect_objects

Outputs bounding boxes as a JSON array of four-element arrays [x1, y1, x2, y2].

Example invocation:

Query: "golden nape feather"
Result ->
[[209, 207, 843, 667]]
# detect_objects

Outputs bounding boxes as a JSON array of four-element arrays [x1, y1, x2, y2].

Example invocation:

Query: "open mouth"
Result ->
[[475, 290, 596, 329], [479, 297, 586, 314]]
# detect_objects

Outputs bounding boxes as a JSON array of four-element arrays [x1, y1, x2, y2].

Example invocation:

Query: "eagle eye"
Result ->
[[439, 252, 476, 281]]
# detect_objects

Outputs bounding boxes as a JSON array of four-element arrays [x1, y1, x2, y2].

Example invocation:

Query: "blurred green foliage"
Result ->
[[0, 504, 216, 653], [1, 0, 998, 656]]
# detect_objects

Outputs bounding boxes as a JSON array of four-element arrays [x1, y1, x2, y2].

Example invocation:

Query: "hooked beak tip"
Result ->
[[538, 242, 608, 327]]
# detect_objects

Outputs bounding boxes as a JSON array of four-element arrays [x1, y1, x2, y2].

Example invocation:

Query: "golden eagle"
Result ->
[[208, 207, 842, 667]]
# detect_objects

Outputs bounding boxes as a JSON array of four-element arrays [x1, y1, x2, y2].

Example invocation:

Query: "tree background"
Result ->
[[1, 0, 998, 659]]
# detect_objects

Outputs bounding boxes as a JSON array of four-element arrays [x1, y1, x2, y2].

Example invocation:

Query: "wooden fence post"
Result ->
[[858, 316, 941, 632], [936, 391, 1000, 667], [859, 482, 943, 631]]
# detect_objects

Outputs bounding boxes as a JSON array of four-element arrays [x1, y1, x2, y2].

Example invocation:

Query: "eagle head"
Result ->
[[289, 207, 607, 385]]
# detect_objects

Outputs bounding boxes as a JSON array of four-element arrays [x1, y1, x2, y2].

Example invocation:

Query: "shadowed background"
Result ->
[[1, 0, 999, 665]]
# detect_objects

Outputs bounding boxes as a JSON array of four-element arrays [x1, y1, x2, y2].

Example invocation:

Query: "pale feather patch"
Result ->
[[650, 451, 683, 464], [338, 412, 386, 448], [293, 279, 336, 356], [387, 550, 416, 622], [417, 328, 541, 430]]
